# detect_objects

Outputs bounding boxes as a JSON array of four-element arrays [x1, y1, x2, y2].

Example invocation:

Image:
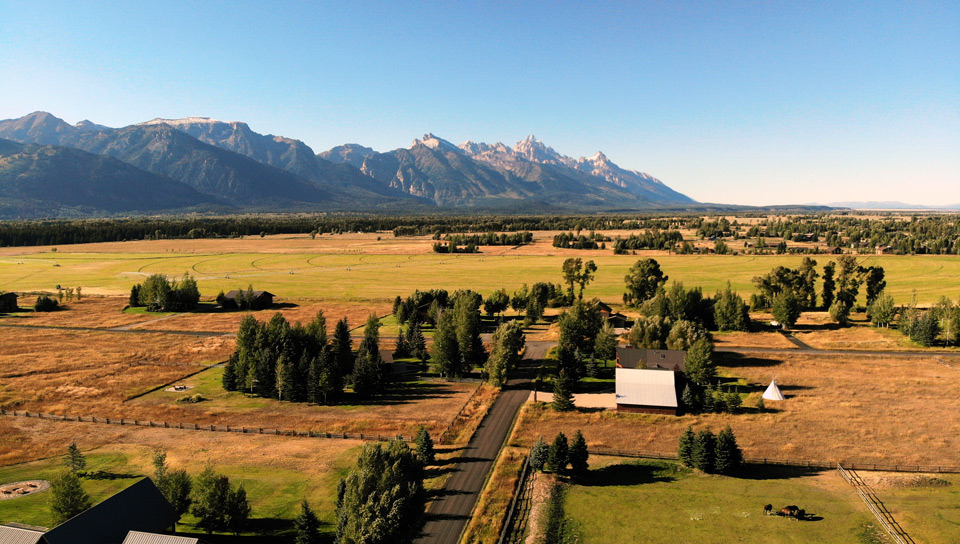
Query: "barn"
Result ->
[[220, 289, 274, 310], [615, 368, 680, 415]]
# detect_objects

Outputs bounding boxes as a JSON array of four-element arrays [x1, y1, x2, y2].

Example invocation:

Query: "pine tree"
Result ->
[[294, 500, 321, 544], [222, 352, 238, 391], [529, 437, 550, 471], [692, 430, 717, 473], [678, 427, 695, 467], [414, 426, 435, 465], [50, 470, 92, 524], [569, 430, 589, 474], [714, 426, 743, 475], [409, 322, 428, 362], [681, 383, 701, 414], [64, 442, 86, 473], [551, 370, 575, 412], [352, 338, 383, 397], [332, 318, 354, 377], [546, 432, 569, 473], [394, 330, 411, 358]]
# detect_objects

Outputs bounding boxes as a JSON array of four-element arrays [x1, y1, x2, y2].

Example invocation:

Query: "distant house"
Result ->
[[0, 292, 17, 312], [823, 246, 842, 255], [616, 347, 686, 372], [595, 300, 629, 328], [615, 368, 680, 415], [220, 289, 274, 310], [43, 478, 179, 544], [875, 245, 894, 255]]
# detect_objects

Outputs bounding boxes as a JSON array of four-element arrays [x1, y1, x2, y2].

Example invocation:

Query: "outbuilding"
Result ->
[[616, 347, 686, 372], [0, 292, 18, 312], [220, 289, 274, 310], [615, 368, 679, 415]]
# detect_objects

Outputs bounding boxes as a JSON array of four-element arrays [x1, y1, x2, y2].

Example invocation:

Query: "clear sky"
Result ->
[[1, 1, 958, 206]]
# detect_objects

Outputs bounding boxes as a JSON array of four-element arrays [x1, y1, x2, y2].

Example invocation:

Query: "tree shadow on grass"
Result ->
[[578, 462, 677, 487], [716, 353, 784, 368], [338, 381, 459, 406]]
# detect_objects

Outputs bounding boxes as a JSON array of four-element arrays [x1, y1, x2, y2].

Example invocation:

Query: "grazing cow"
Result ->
[[763, 504, 773, 515], [780, 505, 800, 517], [795, 509, 805, 521]]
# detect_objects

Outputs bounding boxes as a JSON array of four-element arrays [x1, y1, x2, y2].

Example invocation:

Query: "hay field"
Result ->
[[2, 234, 959, 304], [511, 351, 960, 466], [0, 328, 232, 411]]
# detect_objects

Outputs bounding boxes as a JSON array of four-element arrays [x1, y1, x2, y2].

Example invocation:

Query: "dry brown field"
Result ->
[[510, 351, 960, 466], [0, 328, 232, 411], [2, 296, 165, 328], [712, 331, 798, 350]]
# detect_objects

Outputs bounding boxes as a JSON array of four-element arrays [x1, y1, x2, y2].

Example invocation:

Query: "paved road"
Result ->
[[415, 343, 548, 544]]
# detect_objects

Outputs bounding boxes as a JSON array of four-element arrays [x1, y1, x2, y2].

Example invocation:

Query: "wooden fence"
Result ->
[[838, 463, 915, 544], [497, 452, 532, 544], [590, 446, 960, 474], [0, 408, 411, 442]]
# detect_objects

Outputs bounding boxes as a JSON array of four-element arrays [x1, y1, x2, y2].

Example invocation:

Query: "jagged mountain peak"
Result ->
[[412, 133, 461, 154], [139, 116, 232, 127]]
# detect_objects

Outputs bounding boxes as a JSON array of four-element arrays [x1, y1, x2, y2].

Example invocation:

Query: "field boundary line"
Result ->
[[838, 463, 915, 544], [0, 408, 413, 443], [123, 361, 225, 402], [588, 447, 960, 473]]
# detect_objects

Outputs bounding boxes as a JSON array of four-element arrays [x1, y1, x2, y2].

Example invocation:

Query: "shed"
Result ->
[[43, 478, 178, 544], [0, 525, 48, 544], [616, 347, 686, 372], [0, 292, 17, 313], [221, 289, 274, 310], [615, 368, 679, 415], [122, 532, 201, 544]]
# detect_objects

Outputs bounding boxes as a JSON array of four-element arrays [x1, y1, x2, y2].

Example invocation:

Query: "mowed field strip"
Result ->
[[2, 234, 960, 303]]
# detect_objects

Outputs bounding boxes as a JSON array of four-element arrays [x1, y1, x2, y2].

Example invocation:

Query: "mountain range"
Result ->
[[0, 111, 696, 218]]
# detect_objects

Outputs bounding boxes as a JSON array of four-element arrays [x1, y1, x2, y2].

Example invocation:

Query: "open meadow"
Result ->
[[2, 233, 960, 304], [562, 457, 889, 544]]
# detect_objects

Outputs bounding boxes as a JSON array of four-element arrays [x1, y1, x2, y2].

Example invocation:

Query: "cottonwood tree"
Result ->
[[593, 321, 617, 361], [453, 291, 485, 367], [713, 284, 750, 331], [431, 311, 465, 378], [192, 466, 249, 534], [485, 321, 526, 387], [336, 440, 425, 544], [684, 338, 715, 386], [623, 258, 668, 306], [821, 261, 836, 310]]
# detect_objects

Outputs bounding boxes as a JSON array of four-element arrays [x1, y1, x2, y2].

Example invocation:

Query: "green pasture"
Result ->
[[1, 251, 959, 305], [0, 445, 359, 540], [877, 474, 960, 544], [563, 458, 885, 544]]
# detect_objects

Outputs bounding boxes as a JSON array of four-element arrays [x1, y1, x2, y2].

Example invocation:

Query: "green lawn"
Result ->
[[879, 474, 960, 544], [0, 445, 360, 541], [2, 251, 958, 305], [563, 458, 884, 544]]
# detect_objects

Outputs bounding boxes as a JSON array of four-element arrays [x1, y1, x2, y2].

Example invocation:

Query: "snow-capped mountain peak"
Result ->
[[412, 133, 461, 153]]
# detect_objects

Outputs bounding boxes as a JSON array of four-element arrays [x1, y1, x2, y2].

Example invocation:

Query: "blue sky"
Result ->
[[1, 1, 957, 205]]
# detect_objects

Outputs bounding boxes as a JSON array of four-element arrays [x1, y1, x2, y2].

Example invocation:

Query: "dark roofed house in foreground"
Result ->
[[43, 478, 179, 544], [219, 289, 274, 310]]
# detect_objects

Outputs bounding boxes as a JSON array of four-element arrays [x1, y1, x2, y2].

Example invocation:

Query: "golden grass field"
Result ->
[[511, 351, 960, 466], [2, 232, 959, 304]]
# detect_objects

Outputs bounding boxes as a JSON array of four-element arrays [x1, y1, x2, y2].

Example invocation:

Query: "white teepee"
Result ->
[[762, 380, 785, 401]]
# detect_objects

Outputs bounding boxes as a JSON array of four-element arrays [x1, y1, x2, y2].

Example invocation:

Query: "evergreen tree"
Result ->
[[294, 500, 321, 544], [64, 442, 86, 473], [332, 318, 354, 377], [569, 430, 589, 474], [225, 484, 250, 535], [409, 322, 428, 362], [594, 321, 618, 360], [551, 369, 575, 412], [863, 266, 887, 307], [313, 349, 342, 404], [836, 255, 863, 308], [714, 426, 743, 475], [306, 309, 327, 347], [276, 357, 290, 401], [414, 426, 435, 465], [684, 338, 715, 386], [546, 432, 569, 473], [336, 440, 425, 544], [692, 430, 717, 473], [50, 470, 92, 524], [352, 338, 383, 397], [681, 384, 701, 414], [431, 311, 464, 378], [529, 437, 550, 471], [129, 284, 141, 307], [393, 330, 411, 358], [678, 427, 695, 467], [222, 352, 238, 391], [821, 261, 836, 310]]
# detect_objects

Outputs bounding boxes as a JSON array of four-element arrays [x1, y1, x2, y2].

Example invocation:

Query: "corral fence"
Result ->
[[0, 409, 411, 443], [590, 446, 960, 474], [437, 382, 488, 445], [838, 463, 915, 544], [497, 452, 533, 544]]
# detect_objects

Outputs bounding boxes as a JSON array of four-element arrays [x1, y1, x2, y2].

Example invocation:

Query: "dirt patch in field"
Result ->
[[0, 480, 49, 499], [713, 331, 797, 350], [0, 296, 155, 328]]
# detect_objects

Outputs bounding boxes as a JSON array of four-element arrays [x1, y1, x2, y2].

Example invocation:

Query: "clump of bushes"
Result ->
[[34, 295, 59, 312], [176, 394, 206, 404], [129, 273, 200, 312]]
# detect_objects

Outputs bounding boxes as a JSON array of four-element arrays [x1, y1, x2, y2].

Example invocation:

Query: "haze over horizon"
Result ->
[[1, 1, 958, 207]]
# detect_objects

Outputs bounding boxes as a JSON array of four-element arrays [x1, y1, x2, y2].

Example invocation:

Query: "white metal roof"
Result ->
[[615, 368, 678, 408], [0, 525, 45, 544], [122, 532, 199, 544]]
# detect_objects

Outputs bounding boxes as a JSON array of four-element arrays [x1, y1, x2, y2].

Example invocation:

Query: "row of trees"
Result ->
[[611, 229, 683, 253], [678, 426, 743, 475], [222, 312, 387, 402], [431, 241, 479, 253], [437, 231, 534, 245], [529, 430, 590, 475], [552, 231, 609, 249], [430, 291, 486, 378], [129, 272, 201, 312]]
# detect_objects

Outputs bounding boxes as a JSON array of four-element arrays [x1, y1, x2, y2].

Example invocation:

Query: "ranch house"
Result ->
[[615, 367, 680, 415], [221, 289, 274, 310]]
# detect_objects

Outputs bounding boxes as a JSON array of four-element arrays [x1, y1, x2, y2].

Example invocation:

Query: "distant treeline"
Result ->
[[612, 230, 684, 253], [436, 231, 534, 246], [552, 231, 610, 250]]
